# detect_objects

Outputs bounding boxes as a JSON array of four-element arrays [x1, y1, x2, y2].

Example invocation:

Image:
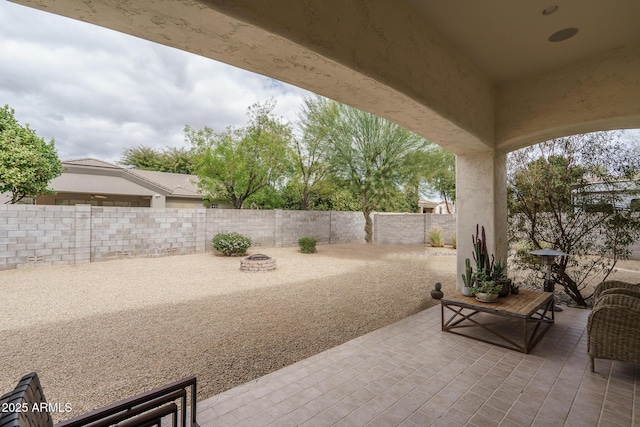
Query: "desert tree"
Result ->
[[508, 131, 640, 306], [313, 101, 430, 242], [120, 145, 194, 174], [186, 100, 293, 209]]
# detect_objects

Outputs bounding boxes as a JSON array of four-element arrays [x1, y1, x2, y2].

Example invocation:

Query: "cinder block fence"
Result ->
[[0, 205, 456, 270]]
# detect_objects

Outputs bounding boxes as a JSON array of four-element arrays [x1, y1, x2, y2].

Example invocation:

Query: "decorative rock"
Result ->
[[431, 282, 444, 299]]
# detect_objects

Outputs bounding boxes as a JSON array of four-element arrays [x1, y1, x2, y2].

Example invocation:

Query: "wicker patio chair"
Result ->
[[588, 293, 640, 372], [598, 287, 640, 300], [593, 280, 640, 300]]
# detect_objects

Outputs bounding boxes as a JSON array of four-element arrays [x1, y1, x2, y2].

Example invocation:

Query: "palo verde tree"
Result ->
[[0, 105, 62, 204], [314, 101, 430, 242], [186, 100, 293, 209], [289, 96, 336, 210], [508, 132, 640, 306]]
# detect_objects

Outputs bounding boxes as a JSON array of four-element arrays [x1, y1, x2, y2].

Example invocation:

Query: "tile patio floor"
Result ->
[[195, 304, 640, 427]]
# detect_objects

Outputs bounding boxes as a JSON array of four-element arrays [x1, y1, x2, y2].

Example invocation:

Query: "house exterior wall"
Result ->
[[37, 193, 152, 207], [165, 197, 207, 209]]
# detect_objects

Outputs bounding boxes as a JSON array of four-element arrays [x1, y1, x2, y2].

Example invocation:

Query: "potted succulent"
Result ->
[[461, 258, 476, 296], [510, 282, 520, 295], [475, 280, 502, 303], [492, 258, 511, 297]]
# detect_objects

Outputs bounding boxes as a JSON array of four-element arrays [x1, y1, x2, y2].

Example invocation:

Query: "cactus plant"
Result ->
[[472, 224, 494, 279], [461, 258, 475, 287], [461, 258, 477, 296]]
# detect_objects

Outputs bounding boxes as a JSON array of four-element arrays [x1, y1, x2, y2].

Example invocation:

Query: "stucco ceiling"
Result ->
[[407, 0, 640, 82], [8, 0, 640, 154]]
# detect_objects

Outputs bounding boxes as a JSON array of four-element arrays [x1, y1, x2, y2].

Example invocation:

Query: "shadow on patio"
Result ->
[[196, 304, 638, 427]]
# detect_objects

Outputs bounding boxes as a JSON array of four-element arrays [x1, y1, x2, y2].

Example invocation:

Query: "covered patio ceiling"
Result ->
[[10, 0, 640, 155]]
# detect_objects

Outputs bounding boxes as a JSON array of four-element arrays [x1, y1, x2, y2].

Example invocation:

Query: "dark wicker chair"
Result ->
[[588, 291, 640, 372]]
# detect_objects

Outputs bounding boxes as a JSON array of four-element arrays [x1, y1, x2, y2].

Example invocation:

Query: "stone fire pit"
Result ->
[[240, 253, 276, 273]]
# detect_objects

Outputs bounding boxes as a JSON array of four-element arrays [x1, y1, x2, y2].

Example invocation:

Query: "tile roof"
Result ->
[[63, 158, 121, 169], [125, 169, 201, 196]]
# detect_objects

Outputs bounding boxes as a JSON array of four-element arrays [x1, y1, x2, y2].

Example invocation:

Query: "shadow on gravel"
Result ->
[[0, 259, 451, 422]]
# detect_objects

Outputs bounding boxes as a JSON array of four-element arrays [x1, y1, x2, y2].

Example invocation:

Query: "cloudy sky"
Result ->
[[0, 1, 314, 163], [1, 2, 637, 164]]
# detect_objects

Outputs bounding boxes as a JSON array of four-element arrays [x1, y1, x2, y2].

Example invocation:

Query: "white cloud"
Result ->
[[0, 2, 313, 162]]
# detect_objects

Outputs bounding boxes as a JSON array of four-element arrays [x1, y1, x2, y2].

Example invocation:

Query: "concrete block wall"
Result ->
[[373, 212, 457, 245], [0, 205, 77, 270], [330, 211, 366, 243], [426, 214, 457, 245], [90, 207, 200, 261], [0, 205, 447, 270], [206, 209, 277, 249], [280, 210, 332, 246], [373, 213, 426, 245]]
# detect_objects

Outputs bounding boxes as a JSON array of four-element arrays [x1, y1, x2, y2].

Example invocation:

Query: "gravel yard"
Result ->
[[0, 244, 457, 422], [3, 243, 638, 422]]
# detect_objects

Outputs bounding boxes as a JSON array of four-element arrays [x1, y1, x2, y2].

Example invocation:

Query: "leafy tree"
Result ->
[[315, 101, 430, 242], [0, 105, 62, 204], [161, 147, 195, 174], [290, 96, 336, 210], [187, 101, 293, 209], [120, 146, 194, 174], [508, 132, 640, 306], [325, 185, 361, 212], [245, 185, 285, 209]]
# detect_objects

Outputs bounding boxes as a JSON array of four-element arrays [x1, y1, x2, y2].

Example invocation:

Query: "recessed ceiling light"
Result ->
[[541, 6, 559, 16], [549, 27, 579, 42]]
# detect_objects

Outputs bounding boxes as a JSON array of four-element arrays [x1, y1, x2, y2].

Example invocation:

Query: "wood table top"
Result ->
[[441, 288, 554, 318]]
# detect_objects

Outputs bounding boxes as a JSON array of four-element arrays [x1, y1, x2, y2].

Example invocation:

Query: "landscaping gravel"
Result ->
[[0, 244, 457, 422]]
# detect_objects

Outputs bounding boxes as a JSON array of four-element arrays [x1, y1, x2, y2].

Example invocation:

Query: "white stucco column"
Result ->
[[456, 151, 508, 289]]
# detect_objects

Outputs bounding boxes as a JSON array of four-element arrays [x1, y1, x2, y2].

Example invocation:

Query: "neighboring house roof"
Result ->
[[126, 169, 201, 197], [64, 158, 122, 169], [418, 200, 438, 209], [60, 158, 202, 199]]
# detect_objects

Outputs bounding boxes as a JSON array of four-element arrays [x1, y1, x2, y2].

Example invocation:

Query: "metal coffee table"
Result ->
[[441, 289, 554, 353]]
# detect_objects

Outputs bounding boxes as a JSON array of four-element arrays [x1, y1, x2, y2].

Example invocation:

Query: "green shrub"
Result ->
[[429, 228, 444, 247], [451, 234, 457, 249], [212, 232, 252, 256], [298, 237, 317, 254]]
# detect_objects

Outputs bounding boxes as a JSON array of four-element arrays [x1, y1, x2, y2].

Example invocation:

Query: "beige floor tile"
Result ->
[[192, 305, 639, 427]]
